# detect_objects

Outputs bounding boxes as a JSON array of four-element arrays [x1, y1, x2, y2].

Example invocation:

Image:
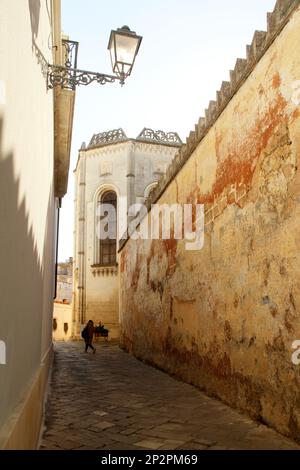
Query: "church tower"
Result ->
[[73, 128, 182, 338]]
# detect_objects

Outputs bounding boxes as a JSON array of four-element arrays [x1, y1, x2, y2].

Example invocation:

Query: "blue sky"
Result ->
[[58, 0, 276, 261]]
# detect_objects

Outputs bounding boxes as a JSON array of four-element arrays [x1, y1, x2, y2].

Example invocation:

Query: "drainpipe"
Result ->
[[53, 197, 62, 300]]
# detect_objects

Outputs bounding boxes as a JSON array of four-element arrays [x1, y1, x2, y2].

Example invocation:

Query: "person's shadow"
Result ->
[[28, 0, 41, 47], [28, 0, 48, 79], [0, 116, 50, 433]]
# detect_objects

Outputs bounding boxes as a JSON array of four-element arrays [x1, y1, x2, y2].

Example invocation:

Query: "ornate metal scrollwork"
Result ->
[[88, 128, 128, 148], [47, 65, 118, 90], [62, 39, 78, 70], [137, 128, 182, 146], [47, 39, 122, 90]]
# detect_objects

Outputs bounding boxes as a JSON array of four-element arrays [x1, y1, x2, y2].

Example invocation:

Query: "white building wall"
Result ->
[[0, 0, 65, 449]]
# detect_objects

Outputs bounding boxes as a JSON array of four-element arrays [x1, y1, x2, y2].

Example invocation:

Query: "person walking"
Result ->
[[82, 320, 96, 353]]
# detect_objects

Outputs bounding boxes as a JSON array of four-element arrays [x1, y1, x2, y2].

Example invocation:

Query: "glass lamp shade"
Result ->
[[108, 26, 142, 80]]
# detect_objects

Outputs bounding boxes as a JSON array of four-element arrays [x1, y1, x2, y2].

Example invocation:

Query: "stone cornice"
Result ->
[[74, 135, 182, 172]]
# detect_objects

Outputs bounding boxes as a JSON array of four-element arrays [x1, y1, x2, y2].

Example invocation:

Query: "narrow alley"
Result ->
[[40, 342, 299, 451]]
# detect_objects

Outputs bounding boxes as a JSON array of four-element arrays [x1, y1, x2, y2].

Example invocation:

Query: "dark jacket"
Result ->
[[86, 323, 94, 343]]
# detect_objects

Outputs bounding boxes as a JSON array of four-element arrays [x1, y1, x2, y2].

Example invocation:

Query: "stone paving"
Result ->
[[40, 341, 300, 451]]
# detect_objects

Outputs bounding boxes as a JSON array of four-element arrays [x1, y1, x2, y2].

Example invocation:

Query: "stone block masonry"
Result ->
[[119, 0, 300, 441], [40, 343, 299, 450]]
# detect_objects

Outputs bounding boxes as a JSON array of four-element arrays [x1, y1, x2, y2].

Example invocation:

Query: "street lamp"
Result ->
[[108, 26, 142, 83], [47, 26, 142, 90]]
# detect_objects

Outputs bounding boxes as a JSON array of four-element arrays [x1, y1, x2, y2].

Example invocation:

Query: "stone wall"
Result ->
[[56, 258, 73, 303], [119, 0, 300, 440], [53, 302, 73, 341]]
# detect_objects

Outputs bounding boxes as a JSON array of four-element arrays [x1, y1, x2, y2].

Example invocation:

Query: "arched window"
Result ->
[[144, 182, 158, 203], [147, 186, 157, 200], [97, 191, 117, 265]]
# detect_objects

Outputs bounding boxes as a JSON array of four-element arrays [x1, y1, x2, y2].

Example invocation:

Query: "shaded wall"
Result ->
[[119, 2, 300, 440], [0, 0, 57, 448]]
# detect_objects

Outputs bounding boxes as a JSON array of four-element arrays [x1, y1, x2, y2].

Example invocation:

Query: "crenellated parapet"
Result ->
[[146, 0, 300, 208]]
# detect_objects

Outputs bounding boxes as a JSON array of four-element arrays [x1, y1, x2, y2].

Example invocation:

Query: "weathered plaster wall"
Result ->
[[119, 2, 300, 440]]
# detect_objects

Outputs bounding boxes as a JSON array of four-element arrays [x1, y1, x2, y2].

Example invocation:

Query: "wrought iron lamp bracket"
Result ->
[[47, 39, 124, 90], [47, 64, 124, 90]]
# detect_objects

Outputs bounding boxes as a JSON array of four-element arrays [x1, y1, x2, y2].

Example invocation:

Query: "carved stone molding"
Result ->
[[91, 265, 118, 276]]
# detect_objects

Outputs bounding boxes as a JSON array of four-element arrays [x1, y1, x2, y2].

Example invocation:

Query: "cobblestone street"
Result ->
[[40, 342, 300, 451]]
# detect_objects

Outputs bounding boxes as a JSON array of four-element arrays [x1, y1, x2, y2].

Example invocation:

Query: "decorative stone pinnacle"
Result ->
[[136, 128, 182, 146], [88, 128, 128, 148]]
